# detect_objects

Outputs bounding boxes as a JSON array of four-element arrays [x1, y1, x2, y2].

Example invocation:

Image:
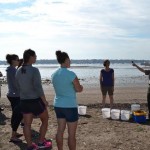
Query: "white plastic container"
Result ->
[[131, 104, 140, 112], [121, 110, 131, 121], [101, 108, 111, 118], [111, 109, 120, 120], [78, 106, 87, 115]]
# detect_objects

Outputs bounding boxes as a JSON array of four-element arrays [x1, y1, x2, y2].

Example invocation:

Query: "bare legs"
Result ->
[[23, 109, 48, 147], [38, 109, 48, 142], [109, 95, 114, 109], [102, 95, 114, 109], [56, 119, 66, 150], [102, 95, 106, 108], [23, 113, 34, 147], [56, 119, 78, 150], [67, 122, 77, 150]]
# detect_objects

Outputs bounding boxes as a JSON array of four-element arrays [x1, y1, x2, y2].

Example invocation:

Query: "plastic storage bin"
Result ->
[[133, 110, 146, 123]]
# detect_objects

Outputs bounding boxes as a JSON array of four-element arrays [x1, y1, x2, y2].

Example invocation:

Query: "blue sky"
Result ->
[[0, 0, 150, 60]]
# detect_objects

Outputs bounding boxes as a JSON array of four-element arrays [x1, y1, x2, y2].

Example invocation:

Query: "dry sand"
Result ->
[[0, 77, 150, 150]]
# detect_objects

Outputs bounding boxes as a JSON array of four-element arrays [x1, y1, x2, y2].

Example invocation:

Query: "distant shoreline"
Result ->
[[0, 59, 149, 65]]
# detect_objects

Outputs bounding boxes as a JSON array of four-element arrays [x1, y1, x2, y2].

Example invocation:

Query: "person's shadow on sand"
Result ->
[[13, 129, 52, 150], [0, 111, 8, 125], [13, 141, 27, 150], [79, 114, 92, 118]]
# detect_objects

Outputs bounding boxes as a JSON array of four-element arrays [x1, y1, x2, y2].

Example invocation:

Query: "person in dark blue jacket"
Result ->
[[100, 59, 115, 109]]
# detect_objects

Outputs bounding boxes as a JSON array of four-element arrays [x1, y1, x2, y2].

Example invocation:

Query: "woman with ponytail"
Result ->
[[51, 50, 83, 150], [16, 49, 52, 150], [6, 54, 23, 142]]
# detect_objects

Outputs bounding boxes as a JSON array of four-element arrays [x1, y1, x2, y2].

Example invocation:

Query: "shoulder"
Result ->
[[68, 69, 76, 76], [6, 66, 16, 73], [31, 67, 41, 79], [101, 69, 105, 73], [31, 66, 39, 72], [51, 68, 59, 77], [110, 68, 114, 72], [66, 69, 76, 80], [6, 66, 10, 72]]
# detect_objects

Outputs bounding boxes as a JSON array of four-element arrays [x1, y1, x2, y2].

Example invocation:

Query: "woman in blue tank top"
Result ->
[[100, 59, 114, 109]]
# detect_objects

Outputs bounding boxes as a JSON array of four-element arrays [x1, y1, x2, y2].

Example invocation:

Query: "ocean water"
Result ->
[[0, 63, 149, 86]]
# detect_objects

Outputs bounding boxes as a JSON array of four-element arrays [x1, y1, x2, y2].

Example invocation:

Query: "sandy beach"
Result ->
[[0, 77, 150, 150]]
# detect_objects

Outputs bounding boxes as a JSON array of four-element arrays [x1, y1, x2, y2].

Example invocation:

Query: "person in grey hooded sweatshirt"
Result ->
[[6, 54, 23, 142]]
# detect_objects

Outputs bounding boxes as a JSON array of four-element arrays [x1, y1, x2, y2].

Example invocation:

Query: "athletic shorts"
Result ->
[[20, 98, 46, 116], [54, 107, 78, 122], [101, 86, 114, 96]]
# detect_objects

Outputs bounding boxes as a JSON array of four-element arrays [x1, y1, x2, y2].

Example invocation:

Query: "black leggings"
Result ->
[[7, 96, 23, 132]]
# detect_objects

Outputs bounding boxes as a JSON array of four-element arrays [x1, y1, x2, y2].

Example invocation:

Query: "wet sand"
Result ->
[[0, 76, 149, 150]]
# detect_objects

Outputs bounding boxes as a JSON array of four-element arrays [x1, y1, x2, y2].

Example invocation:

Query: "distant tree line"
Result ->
[[0, 59, 149, 65]]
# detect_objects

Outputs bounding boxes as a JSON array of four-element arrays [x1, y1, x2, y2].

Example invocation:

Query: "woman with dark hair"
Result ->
[[6, 54, 23, 142], [100, 59, 115, 109], [17, 58, 23, 69], [51, 50, 83, 150], [16, 49, 52, 150]]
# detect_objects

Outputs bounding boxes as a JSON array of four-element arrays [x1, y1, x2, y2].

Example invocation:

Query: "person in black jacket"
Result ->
[[132, 62, 150, 118]]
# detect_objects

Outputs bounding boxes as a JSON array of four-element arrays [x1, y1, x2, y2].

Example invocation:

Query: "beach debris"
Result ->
[[42, 78, 51, 84]]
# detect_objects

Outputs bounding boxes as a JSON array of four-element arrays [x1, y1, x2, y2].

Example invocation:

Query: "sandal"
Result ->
[[9, 137, 22, 143]]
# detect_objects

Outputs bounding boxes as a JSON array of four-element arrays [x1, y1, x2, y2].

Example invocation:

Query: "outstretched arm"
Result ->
[[132, 62, 145, 73]]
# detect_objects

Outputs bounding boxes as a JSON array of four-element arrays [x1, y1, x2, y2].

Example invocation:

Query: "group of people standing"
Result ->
[[5, 50, 51, 150], [0, 48, 150, 150], [4, 49, 83, 150]]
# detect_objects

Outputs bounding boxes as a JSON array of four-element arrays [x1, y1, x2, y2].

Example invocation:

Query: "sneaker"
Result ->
[[26, 143, 38, 150], [38, 140, 52, 149]]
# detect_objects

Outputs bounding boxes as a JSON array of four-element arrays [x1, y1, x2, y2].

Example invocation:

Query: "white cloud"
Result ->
[[0, 0, 26, 3], [0, 0, 150, 60]]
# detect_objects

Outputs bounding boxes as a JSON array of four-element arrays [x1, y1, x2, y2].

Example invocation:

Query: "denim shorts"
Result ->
[[54, 107, 78, 122], [20, 98, 46, 116]]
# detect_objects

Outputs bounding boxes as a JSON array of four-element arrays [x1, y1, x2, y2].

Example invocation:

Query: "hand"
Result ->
[[132, 63, 136, 67]]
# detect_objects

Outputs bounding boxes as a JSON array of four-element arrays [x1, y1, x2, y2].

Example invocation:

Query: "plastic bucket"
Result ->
[[111, 109, 120, 120], [101, 108, 111, 118], [131, 104, 140, 112], [133, 110, 147, 123], [78, 106, 87, 115], [121, 110, 131, 121]]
